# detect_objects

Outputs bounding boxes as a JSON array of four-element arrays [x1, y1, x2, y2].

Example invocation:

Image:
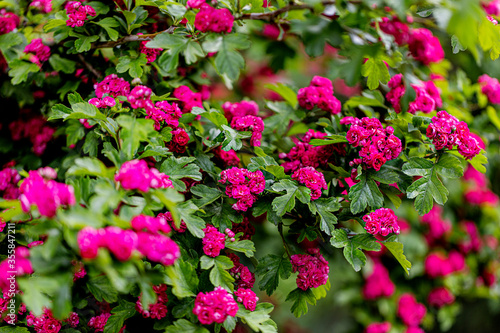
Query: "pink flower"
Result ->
[[136, 232, 180, 266], [291, 249, 329, 290], [194, 5, 234, 33], [115, 160, 173, 192], [0, 9, 19, 35], [408, 28, 444, 65], [102, 226, 138, 261], [19, 168, 75, 217], [397, 293, 427, 327], [24, 38, 51, 65], [30, 0, 52, 13], [193, 287, 238, 325], [77, 227, 102, 259], [202, 225, 226, 257], [363, 208, 400, 237], [235, 288, 259, 311], [173, 86, 203, 113], [428, 287, 455, 308], [94, 74, 131, 98], [365, 322, 391, 333], [362, 260, 395, 300], [291, 167, 327, 200]]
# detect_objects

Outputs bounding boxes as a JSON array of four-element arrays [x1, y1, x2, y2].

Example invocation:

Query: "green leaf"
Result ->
[[469, 149, 487, 173], [214, 34, 251, 81], [225, 239, 256, 257], [166, 319, 210, 333], [49, 54, 77, 74], [285, 288, 316, 318], [66, 157, 108, 177], [86, 275, 119, 303], [361, 58, 390, 90], [403, 159, 449, 216], [384, 241, 412, 275], [103, 300, 136, 333], [256, 254, 292, 296], [247, 156, 286, 179], [160, 156, 202, 181], [149, 33, 188, 74], [191, 184, 222, 208], [184, 41, 205, 65], [237, 303, 277, 333], [0, 32, 23, 51], [165, 259, 199, 298], [116, 115, 156, 159], [8, 60, 40, 85], [309, 135, 348, 146], [344, 95, 387, 109], [200, 255, 235, 291], [272, 180, 311, 216], [264, 83, 298, 108], [309, 197, 341, 236], [116, 54, 148, 78], [95, 17, 120, 41], [74, 34, 99, 53], [18, 276, 60, 316], [192, 107, 228, 128], [0, 326, 31, 332], [348, 173, 384, 214], [330, 229, 349, 248], [435, 153, 464, 179], [177, 201, 206, 238], [343, 242, 367, 272], [221, 124, 250, 152]]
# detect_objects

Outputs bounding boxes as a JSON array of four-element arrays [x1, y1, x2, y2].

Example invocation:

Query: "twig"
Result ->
[[278, 222, 292, 258], [77, 54, 101, 78], [91, 26, 177, 49]]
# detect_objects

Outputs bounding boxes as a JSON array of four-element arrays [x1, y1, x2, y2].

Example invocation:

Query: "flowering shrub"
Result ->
[[1, 1, 500, 333]]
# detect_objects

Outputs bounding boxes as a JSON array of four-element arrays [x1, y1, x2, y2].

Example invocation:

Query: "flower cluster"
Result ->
[[9, 116, 55, 155], [94, 74, 131, 98], [464, 162, 499, 206], [131, 214, 171, 234], [78, 221, 180, 265], [362, 259, 395, 300], [223, 100, 264, 147], [231, 115, 265, 147], [426, 111, 481, 160], [173, 85, 203, 113], [365, 321, 391, 333], [128, 85, 153, 109], [232, 216, 255, 240], [202, 225, 226, 257], [378, 17, 444, 65], [72, 260, 86, 281], [483, 0, 500, 15], [343, 117, 402, 171], [386, 74, 442, 114], [136, 284, 169, 319], [24, 39, 50, 65], [291, 167, 327, 200], [0, 9, 19, 35], [167, 128, 190, 153], [219, 167, 265, 211], [424, 250, 466, 278], [19, 167, 75, 217], [65, 1, 96, 27], [194, 4, 234, 33], [27, 309, 79, 332], [213, 146, 240, 167], [89, 95, 116, 109], [157, 211, 187, 233], [420, 206, 451, 245], [228, 253, 255, 289], [0, 298, 25, 324], [478, 74, 500, 104], [297, 76, 342, 114], [427, 286, 455, 308], [114, 159, 173, 192], [0, 247, 33, 293], [280, 129, 346, 173], [397, 293, 427, 328], [290, 248, 329, 290], [0, 167, 20, 200], [192, 287, 239, 325], [146, 101, 182, 130], [139, 34, 162, 63], [222, 100, 259, 122], [30, 0, 52, 13], [363, 208, 400, 237], [458, 221, 482, 254], [235, 288, 259, 311]]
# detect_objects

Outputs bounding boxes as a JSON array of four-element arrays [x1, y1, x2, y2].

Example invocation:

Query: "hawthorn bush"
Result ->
[[1, 0, 500, 332]]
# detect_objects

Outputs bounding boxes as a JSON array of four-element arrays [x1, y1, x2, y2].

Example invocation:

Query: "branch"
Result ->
[[91, 26, 176, 49], [77, 54, 102, 78]]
